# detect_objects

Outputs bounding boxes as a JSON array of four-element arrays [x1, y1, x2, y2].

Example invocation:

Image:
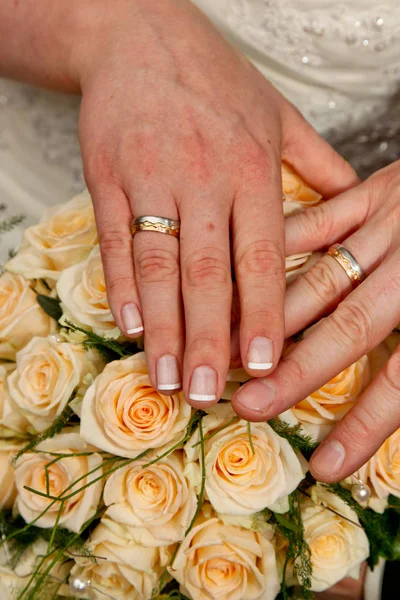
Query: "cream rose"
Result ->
[[301, 485, 369, 592], [6, 191, 97, 281], [0, 539, 71, 600], [185, 404, 307, 516], [15, 431, 103, 532], [170, 515, 280, 600], [69, 518, 167, 600], [57, 245, 120, 338], [0, 440, 25, 510], [282, 162, 323, 216], [7, 336, 103, 432], [80, 352, 192, 458], [0, 366, 30, 436], [104, 450, 196, 546], [0, 272, 55, 360], [357, 428, 400, 513], [282, 355, 370, 442]]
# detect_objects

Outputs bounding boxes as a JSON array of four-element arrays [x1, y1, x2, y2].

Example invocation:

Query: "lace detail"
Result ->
[[195, 0, 400, 176]]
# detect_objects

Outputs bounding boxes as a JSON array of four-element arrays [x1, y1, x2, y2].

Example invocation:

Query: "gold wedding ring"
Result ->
[[130, 216, 180, 239], [326, 243, 365, 288]]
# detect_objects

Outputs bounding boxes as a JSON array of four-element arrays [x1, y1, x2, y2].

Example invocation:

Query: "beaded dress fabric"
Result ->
[[0, 0, 399, 258]]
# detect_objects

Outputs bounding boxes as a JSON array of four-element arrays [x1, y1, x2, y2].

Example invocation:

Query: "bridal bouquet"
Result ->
[[0, 165, 399, 600]]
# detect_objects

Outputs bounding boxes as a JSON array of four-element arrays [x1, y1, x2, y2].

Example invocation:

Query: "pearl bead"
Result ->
[[351, 483, 371, 504], [69, 576, 91, 593], [301, 56, 309, 64]]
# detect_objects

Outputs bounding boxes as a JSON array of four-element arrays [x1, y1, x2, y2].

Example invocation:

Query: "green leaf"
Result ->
[[64, 319, 139, 362], [36, 295, 63, 322], [268, 419, 318, 459]]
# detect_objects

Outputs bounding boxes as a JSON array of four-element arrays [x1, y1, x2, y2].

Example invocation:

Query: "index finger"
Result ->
[[231, 252, 400, 422]]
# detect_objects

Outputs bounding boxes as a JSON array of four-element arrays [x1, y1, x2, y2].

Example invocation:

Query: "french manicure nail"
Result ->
[[248, 337, 273, 370], [157, 354, 181, 391], [235, 378, 276, 413], [311, 440, 346, 477], [189, 366, 217, 402], [121, 303, 144, 335]]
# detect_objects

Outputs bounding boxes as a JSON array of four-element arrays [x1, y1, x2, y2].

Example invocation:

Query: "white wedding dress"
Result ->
[[0, 0, 399, 260]]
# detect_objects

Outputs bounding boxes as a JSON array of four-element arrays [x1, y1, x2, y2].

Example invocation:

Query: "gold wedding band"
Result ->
[[130, 216, 180, 239], [326, 243, 365, 288]]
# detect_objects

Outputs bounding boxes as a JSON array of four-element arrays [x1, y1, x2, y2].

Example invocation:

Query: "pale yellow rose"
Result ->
[[15, 431, 103, 533], [57, 245, 121, 338], [170, 515, 280, 600], [7, 336, 103, 432], [0, 440, 25, 510], [282, 162, 323, 216], [80, 352, 192, 458], [0, 538, 71, 600], [281, 355, 370, 442], [357, 428, 400, 513], [301, 485, 369, 592], [104, 450, 197, 546], [69, 518, 168, 600], [185, 404, 307, 515], [0, 272, 55, 360], [0, 366, 31, 437], [6, 191, 97, 281]]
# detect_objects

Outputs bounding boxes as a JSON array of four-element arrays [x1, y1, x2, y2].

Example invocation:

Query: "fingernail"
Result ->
[[121, 303, 144, 335], [311, 440, 346, 477], [157, 354, 181, 391], [189, 366, 217, 402], [236, 378, 276, 413], [247, 337, 273, 370]]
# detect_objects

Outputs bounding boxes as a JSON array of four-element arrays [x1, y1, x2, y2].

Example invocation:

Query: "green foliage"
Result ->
[[0, 213, 25, 235], [37, 295, 63, 322], [13, 403, 75, 464], [270, 491, 314, 600], [64, 319, 140, 362], [268, 419, 318, 459], [323, 484, 400, 568]]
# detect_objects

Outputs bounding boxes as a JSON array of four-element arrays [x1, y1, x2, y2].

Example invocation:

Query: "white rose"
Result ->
[[6, 191, 97, 281], [80, 352, 192, 458], [7, 336, 103, 432], [301, 485, 369, 592], [357, 428, 400, 513], [0, 439, 24, 510], [104, 450, 196, 546], [57, 245, 121, 338], [185, 404, 307, 516], [0, 272, 55, 360], [170, 515, 280, 600], [15, 431, 103, 533], [0, 539, 71, 600], [69, 518, 167, 600]]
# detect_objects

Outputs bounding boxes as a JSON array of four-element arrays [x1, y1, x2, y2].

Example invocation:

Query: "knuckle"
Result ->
[[106, 274, 134, 296], [184, 248, 230, 289], [137, 247, 179, 284], [84, 145, 118, 188], [339, 406, 378, 451], [187, 334, 228, 357], [329, 300, 375, 350], [236, 239, 284, 279], [302, 259, 342, 304], [280, 354, 309, 387], [384, 349, 400, 392], [298, 203, 334, 240], [99, 230, 131, 260]]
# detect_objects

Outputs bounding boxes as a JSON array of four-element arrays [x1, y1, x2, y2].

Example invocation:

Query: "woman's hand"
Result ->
[[232, 160, 400, 481], [0, 0, 356, 404], [76, 0, 357, 405]]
